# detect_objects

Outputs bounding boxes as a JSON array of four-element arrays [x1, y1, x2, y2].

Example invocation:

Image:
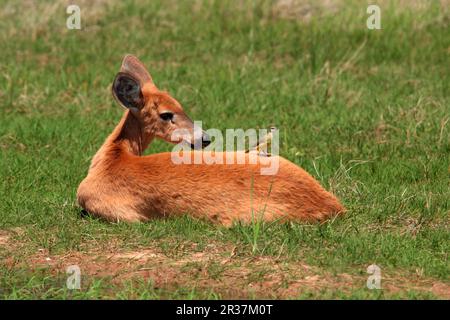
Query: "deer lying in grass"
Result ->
[[77, 55, 345, 226]]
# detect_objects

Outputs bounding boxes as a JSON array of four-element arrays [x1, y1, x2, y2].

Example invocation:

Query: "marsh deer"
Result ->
[[77, 55, 344, 226]]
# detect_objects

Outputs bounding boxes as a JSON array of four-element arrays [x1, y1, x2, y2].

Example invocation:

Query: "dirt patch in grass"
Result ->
[[271, 0, 449, 23], [2, 233, 448, 299], [0, 233, 10, 246], [1, 0, 116, 38]]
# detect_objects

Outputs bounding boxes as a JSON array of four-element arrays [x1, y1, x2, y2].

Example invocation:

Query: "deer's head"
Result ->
[[112, 55, 210, 150]]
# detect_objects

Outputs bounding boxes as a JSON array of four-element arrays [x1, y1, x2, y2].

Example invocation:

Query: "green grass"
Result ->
[[0, 0, 449, 299]]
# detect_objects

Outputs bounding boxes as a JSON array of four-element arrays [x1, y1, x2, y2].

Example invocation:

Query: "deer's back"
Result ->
[[77, 152, 344, 225]]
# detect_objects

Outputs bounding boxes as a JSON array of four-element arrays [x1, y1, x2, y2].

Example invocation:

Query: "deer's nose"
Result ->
[[201, 132, 211, 148], [190, 132, 211, 150]]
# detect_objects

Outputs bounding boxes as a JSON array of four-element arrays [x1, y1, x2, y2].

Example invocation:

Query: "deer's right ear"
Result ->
[[112, 72, 145, 110]]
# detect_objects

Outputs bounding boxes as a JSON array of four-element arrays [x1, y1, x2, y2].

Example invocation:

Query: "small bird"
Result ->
[[246, 126, 278, 156]]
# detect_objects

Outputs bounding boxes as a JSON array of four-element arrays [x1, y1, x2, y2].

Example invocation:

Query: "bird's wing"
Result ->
[[247, 134, 268, 151]]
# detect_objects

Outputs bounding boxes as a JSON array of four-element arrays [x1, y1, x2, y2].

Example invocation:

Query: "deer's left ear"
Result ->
[[112, 72, 145, 110]]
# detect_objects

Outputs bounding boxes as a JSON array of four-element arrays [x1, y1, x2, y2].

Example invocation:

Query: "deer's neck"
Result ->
[[89, 110, 154, 172], [113, 110, 149, 156]]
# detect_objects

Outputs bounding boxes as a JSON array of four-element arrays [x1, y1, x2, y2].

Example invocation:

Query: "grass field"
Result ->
[[0, 0, 449, 299]]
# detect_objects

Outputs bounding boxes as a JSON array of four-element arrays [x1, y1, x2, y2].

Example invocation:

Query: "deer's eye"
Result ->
[[159, 112, 174, 121]]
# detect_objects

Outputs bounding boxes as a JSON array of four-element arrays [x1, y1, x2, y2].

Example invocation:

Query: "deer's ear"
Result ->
[[112, 72, 145, 110], [120, 54, 153, 85]]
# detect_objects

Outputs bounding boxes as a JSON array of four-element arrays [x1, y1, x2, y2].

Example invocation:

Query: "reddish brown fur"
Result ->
[[77, 55, 345, 226]]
